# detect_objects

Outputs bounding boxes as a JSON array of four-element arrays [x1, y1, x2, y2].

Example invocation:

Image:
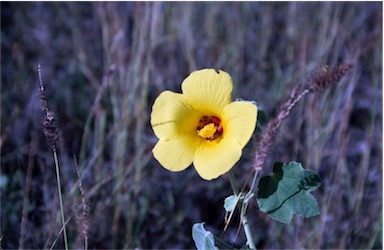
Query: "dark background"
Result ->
[[1, 2, 382, 249]]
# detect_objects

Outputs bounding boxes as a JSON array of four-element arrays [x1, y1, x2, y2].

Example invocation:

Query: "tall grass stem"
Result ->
[[53, 148, 69, 250]]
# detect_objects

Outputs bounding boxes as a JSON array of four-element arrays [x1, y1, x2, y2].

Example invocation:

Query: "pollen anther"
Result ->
[[197, 116, 223, 141], [197, 123, 216, 139]]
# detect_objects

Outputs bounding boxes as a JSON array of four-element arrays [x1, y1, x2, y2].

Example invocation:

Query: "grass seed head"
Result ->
[[308, 64, 353, 93]]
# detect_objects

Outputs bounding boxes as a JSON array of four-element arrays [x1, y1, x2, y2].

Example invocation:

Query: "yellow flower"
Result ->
[[150, 69, 258, 180]]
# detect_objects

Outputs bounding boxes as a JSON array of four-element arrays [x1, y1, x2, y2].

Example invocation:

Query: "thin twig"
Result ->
[[228, 172, 256, 249]]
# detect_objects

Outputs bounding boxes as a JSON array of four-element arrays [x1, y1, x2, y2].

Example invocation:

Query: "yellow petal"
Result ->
[[223, 101, 257, 147], [181, 69, 233, 115], [153, 135, 201, 172], [151, 91, 202, 140], [193, 138, 242, 180]]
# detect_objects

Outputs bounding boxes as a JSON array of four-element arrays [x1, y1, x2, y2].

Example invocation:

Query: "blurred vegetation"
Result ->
[[1, 2, 382, 249]]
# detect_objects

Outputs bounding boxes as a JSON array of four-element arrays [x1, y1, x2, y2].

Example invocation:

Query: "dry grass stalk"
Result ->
[[73, 156, 89, 249], [38, 64, 68, 249], [18, 132, 37, 249], [307, 64, 354, 93], [253, 64, 353, 171], [38, 64, 59, 150]]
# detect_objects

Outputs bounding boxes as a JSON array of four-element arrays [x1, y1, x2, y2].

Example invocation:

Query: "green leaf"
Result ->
[[257, 162, 321, 224], [192, 223, 218, 250], [224, 195, 238, 212]]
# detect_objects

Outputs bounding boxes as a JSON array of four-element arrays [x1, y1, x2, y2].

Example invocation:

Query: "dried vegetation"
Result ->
[[1, 2, 382, 249]]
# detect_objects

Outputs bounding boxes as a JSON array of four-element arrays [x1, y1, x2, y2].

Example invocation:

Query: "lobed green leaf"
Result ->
[[192, 223, 218, 250], [257, 162, 321, 224]]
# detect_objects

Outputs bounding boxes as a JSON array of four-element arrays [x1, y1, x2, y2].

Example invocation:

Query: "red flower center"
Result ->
[[196, 116, 224, 141]]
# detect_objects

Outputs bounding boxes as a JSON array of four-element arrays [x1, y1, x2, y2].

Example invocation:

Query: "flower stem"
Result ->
[[242, 215, 255, 250], [228, 171, 256, 250], [228, 171, 239, 195], [53, 148, 69, 250]]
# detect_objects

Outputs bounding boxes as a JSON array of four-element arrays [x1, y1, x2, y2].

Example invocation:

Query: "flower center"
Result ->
[[197, 116, 223, 141]]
